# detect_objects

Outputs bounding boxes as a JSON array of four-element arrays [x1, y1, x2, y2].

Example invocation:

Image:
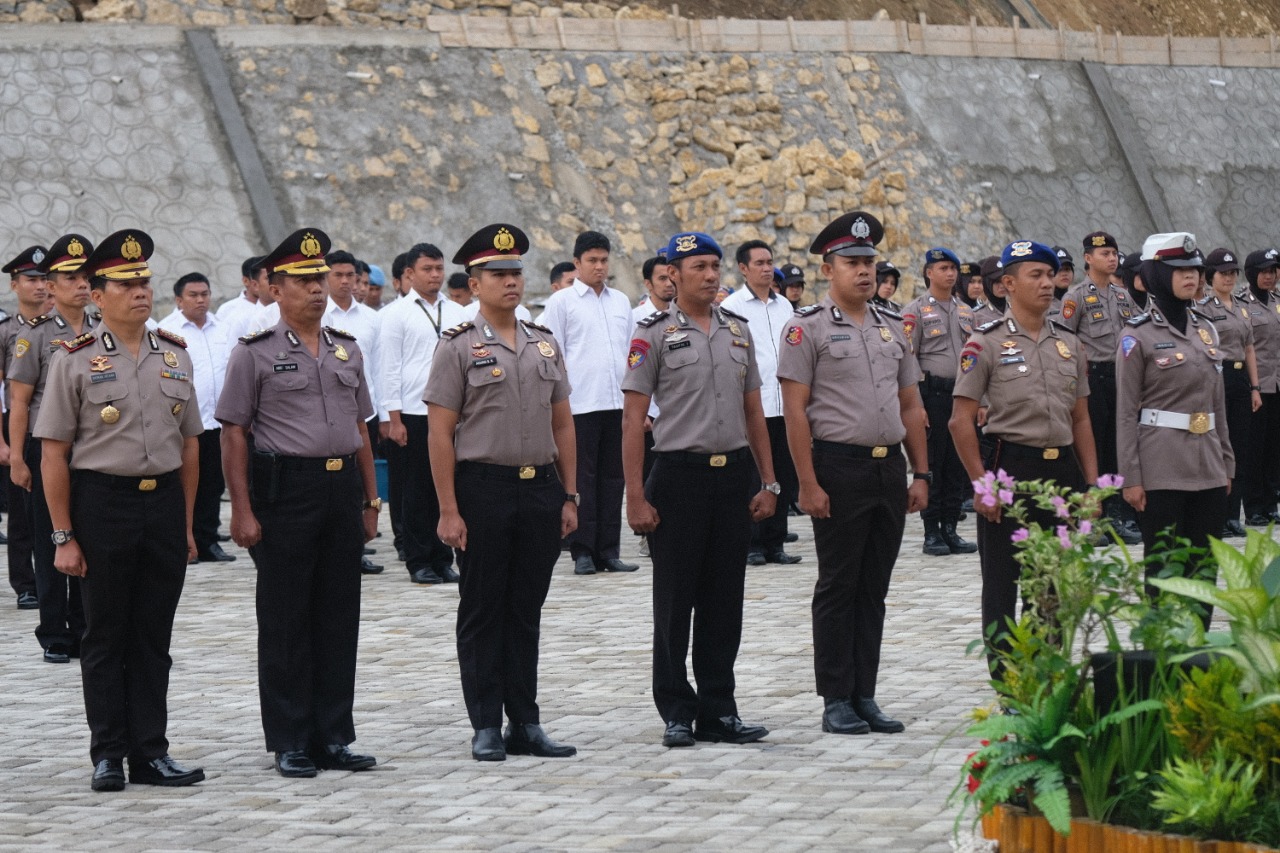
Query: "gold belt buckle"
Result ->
[[709, 454, 727, 467], [518, 466, 536, 479], [325, 458, 343, 471], [1043, 448, 1060, 460], [138, 479, 157, 491], [871, 446, 888, 458], [1189, 413, 1210, 435], [1234, 361, 1244, 369]]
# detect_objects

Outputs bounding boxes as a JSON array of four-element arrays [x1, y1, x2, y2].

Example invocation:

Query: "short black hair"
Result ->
[[358, 259, 370, 275], [642, 256, 667, 281], [403, 243, 444, 268], [325, 249, 358, 270], [550, 261, 576, 284], [735, 240, 773, 267], [447, 272, 470, 290], [392, 252, 408, 282], [173, 271, 210, 298], [241, 255, 263, 279], [573, 231, 610, 258]]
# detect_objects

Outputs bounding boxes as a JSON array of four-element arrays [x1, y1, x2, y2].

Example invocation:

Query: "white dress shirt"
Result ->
[[540, 278, 633, 415], [380, 290, 468, 416], [157, 310, 229, 431], [460, 301, 533, 324], [323, 296, 385, 421], [215, 292, 256, 325], [720, 285, 794, 418]]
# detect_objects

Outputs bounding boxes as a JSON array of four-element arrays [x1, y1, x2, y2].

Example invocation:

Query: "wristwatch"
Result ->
[[912, 472, 933, 484], [565, 492, 580, 506], [363, 498, 382, 511], [51, 529, 75, 546], [1251, 384, 1262, 392], [763, 482, 782, 495]]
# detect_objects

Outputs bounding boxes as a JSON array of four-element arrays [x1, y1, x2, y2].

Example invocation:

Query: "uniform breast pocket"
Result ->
[[268, 372, 311, 393], [85, 382, 130, 423], [537, 358, 562, 382], [158, 379, 191, 419], [1153, 355, 1186, 370], [991, 365, 1030, 385], [919, 319, 946, 346], [332, 368, 361, 413], [827, 342, 861, 378], [664, 346, 700, 370], [466, 366, 506, 388]]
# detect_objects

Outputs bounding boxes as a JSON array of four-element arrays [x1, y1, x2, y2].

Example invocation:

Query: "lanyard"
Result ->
[[416, 298, 443, 336]]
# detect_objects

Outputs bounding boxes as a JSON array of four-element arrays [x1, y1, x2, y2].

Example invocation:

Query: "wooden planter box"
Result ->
[[980, 804, 1277, 852]]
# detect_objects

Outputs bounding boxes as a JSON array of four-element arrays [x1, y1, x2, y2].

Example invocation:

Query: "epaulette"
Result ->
[[794, 304, 823, 317], [59, 333, 95, 353], [155, 327, 187, 348], [718, 306, 748, 323], [1189, 307, 1215, 323], [634, 311, 669, 328], [977, 319, 1005, 334], [441, 321, 474, 339], [324, 326, 356, 341], [1126, 313, 1152, 327], [1196, 295, 1215, 307], [239, 328, 273, 344], [28, 313, 52, 328], [521, 319, 552, 334], [871, 303, 902, 321], [1049, 319, 1073, 334]]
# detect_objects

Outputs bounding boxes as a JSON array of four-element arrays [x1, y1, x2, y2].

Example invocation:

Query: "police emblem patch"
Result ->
[[785, 326, 803, 346], [627, 339, 650, 369], [960, 353, 977, 374]]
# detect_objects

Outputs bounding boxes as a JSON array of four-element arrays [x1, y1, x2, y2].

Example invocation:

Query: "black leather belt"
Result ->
[[996, 440, 1070, 462], [73, 469, 180, 491], [1223, 360, 1245, 370], [277, 454, 357, 473], [457, 461, 556, 481], [1087, 361, 1115, 376], [654, 448, 750, 467], [812, 440, 901, 460]]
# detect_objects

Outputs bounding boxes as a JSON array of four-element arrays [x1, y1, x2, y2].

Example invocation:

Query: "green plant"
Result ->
[[1151, 743, 1262, 839]]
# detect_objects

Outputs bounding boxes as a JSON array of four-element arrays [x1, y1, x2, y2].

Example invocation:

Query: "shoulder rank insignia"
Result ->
[[977, 319, 1005, 334], [60, 333, 95, 353], [1188, 307, 1214, 324], [239, 328, 273, 345], [440, 321, 475, 340], [155, 327, 188, 348], [870, 303, 902, 321], [28, 313, 52, 328], [794, 304, 823, 317], [1049, 319, 1074, 334], [718, 306, 748, 323], [1126, 313, 1152, 327], [520, 319, 553, 334], [324, 325, 357, 341], [634, 311, 669, 328]]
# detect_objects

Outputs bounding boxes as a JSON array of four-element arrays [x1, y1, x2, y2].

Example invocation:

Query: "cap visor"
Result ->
[[1161, 258, 1203, 268], [475, 259, 523, 270], [833, 246, 877, 257]]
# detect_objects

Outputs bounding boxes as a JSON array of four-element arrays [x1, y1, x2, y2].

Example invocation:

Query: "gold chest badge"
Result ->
[[1055, 340, 1071, 360], [163, 351, 179, 368], [537, 341, 555, 358], [100, 405, 120, 424], [334, 345, 349, 362], [879, 327, 892, 342], [1197, 328, 1213, 347]]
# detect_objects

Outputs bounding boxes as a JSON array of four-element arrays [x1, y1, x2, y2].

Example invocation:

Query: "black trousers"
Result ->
[[648, 454, 752, 723], [4, 411, 34, 597], [976, 442, 1085, 673], [1222, 363, 1252, 524], [810, 449, 906, 699], [192, 428, 224, 554], [249, 458, 363, 752], [401, 414, 452, 574], [1139, 486, 1228, 628], [1087, 362, 1138, 525], [72, 470, 187, 764], [749, 416, 796, 552], [920, 377, 965, 523], [1243, 391, 1280, 519], [28, 437, 84, 651], [454, 462, 562, 730], [569, 409, 624, 562], [382, 433, 406, 551]]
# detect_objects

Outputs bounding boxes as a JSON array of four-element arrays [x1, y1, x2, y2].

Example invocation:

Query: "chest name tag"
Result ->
[[830, 334, 852, 342], [273, 363, 298, 372], [472, 357, 497, 368], [667, 340, 692, 351], [90, 372, 116, 383], [1154, 342, 1176, 350], [999, 356, 1026, 365]]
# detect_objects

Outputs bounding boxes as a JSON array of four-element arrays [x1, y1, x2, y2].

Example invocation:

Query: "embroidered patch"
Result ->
[[1061, 300, 1076, 320], [960, 353, 977, 374], [1121, 336, 1137, 358], [785, 326, 803, 346], [628, 339, 650, 369]]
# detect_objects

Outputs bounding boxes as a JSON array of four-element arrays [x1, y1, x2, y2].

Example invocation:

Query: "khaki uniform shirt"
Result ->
[[775, 298, 919, 446], [1197, 294, 1253, 365], [1116, 308, 1234, 491], [953, 313, 1089, 447], [1058, 281, 1135, 363], [424, 318, 572, 466], [215, 323, 374, 457], [8, 311, 97, 426], [1237, 289, 1280, 393], [969, 301, 1003, 329], [33, 326, 203, 476], [0, 313, 34, 403], [901, 293, 974, 378], [621, 303, 762, 454]]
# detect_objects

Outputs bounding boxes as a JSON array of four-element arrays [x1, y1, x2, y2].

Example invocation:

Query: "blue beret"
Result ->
[[666, 232, 722, 262], [367, 263, 386, 286], [1000, 240, 1060, 274], [924, 247, 960, 268]]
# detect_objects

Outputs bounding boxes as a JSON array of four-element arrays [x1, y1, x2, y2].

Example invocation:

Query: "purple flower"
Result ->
[[1051, 496, 1069, 519], [998, 489, 1015, 505], [980, 493, 998, 508], [1056, 525, 1072, 549], [996, 470, 1016, 491], [1079, 520, 1093, 536], [1011, 528, 1030, 544], [1097, 474, 1124, 489]]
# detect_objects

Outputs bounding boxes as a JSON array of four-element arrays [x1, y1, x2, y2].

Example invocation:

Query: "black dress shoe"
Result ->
[[573, 555, 596, 576], [275, 750, 318, 778], [599, 558, 638, 573], [1246, 514, 1273, 527], [363, 546, 375, 555], [197, 543, 236, 563], [784, 531, 799, 543], [410, 567, 442, 584], [91, 758, 126, 792], [766, 548, 801, 565], [1114, 519, 1143, 545], [471, 727, 506, 761], [941, 523, 978, 554], [693, 715, 769, 744], [746, 551, 767, 566], [217, 533, 232, 542], [821, 698, 870, 735], [361, 557, 384, 575], [662, 720, 695, 748], [504, 723, 577, 757], [128, 754, 205, 786], [1224, 519, 1247, 537], [853, 697, 905, 733], [922, 521, 951, 556], [437, 566, 461, 583], [17, 591, 38, 610], [43, 647, 70, 664], [310, 744, 376, 771]]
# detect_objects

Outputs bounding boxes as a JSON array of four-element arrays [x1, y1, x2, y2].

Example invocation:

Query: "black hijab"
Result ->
[[1119, 253, 1147, 311], [1141, 259, 1188, 332]]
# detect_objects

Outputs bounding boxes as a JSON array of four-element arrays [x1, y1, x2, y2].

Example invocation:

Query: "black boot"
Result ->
[[941, 521, 977, 554], [922, 519, 950, 556]]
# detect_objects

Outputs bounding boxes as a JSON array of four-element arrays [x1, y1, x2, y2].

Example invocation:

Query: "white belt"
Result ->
[[1140, 408, 1215, 434]]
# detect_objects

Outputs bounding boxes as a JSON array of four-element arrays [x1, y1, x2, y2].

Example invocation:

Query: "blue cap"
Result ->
[[772, 267, 784, 284], [666, 232, 722, 262], [923, 247, 960, 268], [1000, 240, 1060, 274], [367, 263, 386, 286]]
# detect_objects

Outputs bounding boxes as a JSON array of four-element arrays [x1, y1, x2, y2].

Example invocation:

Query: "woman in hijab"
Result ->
[[1237, 248, 1280, 525], [970, 256, 1005, 327]]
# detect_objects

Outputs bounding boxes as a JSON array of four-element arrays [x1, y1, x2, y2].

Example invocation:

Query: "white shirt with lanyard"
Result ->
[[378, 291, 468, 416]]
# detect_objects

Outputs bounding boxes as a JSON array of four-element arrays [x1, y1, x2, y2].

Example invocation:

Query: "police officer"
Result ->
[[1049, 246, 1075, 318], [35, 230, 205, 792], [1117, 234, 1232, 626], [874, 261, 902, 312], [902, 247, 977, 555], [777, 211, 930, 735], [217, 228, 380, 779], [950, 241, 1098, 674], [424, 223, 579, 762], [1238, 248, 1280, 525], [971, 256, 1006, 328], [1059, 231, 1142, 544], [623, 231, 778, 749]]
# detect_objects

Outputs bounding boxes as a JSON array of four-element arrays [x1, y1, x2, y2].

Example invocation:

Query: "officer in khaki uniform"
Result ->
[[1117, 233, 1233, 626], [425, 223, 579, 763], [35, 230, 205, 792], [776, 211, 930, 736], [217, 228, 380, 779], [1238, 248, 1280, 524], [950, 241, 1098, 676], [623, 231, 778, 749]]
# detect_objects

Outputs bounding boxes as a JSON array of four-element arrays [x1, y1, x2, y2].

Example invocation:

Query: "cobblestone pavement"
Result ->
[[0, 506, 1000, 852]]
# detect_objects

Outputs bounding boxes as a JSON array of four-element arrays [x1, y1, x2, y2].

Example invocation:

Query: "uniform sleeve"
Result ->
[[214, 343, 259, 429], [620, 324, 659, 397], [742, 327, 762, 395], [1075, 338, 1090, 398], [32, 349, 78, 442], [352, 342, 375, 422], [901, 302, 922, 354], [774, 319, 816, 386], [423, 338, 464, 413], [1114, 331, 1143, 487], [551, 344, 572, 405], [7, 325, 43, 386], [1058, 287, 1083, 333], [952, 335, 992, 401]]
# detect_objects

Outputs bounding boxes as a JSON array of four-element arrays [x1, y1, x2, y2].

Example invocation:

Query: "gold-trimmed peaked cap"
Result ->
[[37, 233, 94, 274], [2, 245, 49, 277], [810, 211, 883, 257], [262, 228, 332, 276], [82, 229, 155, 281], [453, 223, 529, 270]]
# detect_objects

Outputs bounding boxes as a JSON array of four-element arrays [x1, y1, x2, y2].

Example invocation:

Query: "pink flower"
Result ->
[[996, 470, 1016, 491], [1079, 520, 1092, 536], [998, 489, 1014, 505], [980, 493, 998, 508], [1051, 496, 1069, 519], [1011, 528, 1030, 544], [1097, 474, 1124, 489], [1056, 525, 1072, 549]]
